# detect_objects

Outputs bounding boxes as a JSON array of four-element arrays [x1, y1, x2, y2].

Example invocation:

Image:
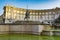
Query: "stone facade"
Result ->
[[3, 5, 60, 23]]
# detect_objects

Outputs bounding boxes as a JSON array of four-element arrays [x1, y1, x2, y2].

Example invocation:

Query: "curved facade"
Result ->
[[3, 5, 60, 23]]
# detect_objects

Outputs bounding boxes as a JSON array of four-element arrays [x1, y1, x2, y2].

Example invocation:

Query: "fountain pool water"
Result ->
[[0, 34, 60, 40]]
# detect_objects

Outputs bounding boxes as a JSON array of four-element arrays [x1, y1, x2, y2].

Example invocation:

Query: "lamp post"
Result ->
[[24, 0, 30, 21]]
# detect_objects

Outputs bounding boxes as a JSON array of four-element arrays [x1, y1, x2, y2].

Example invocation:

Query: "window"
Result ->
[[33, 13, 35, 15], [35, 13, 38, 15], [46, 12, 48, 15], [20, 11, 23, 13], [33, 16, 35, 21], [58, 11, 60, 15], [49, 15, 52, 20], [30, 12, 32, 15], [45, 16, 48, 20], [6, 12, 11, 17], [30, 16, 32, 20], [24, 12, 26, 14], [35, 16, 38, 21], [39, 13, 41, 15], [14, 10, 16, 12], [53, 12, 55, 14], [42, 16, 44, 20], [42, 13, 44, 15], [9, 9, 11, 12], [49, 12, 51, 14], [17, 11, 19, 13]]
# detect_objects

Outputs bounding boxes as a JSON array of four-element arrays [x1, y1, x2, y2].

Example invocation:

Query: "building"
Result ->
[[3, 5, 60, 24], [0, 5, 60, 35]]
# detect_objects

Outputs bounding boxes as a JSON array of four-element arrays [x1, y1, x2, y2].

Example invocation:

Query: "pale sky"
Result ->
[[0, 0, 60, 15]]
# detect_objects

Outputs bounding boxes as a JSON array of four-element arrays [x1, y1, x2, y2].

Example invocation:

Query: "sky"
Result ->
[[0, 0, 60, 15]]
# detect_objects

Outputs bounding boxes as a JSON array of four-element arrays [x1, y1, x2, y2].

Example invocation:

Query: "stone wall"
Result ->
[[43, 25, 52, 31], [0, 25, 9, 34], [0, 25, 45, 34]]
